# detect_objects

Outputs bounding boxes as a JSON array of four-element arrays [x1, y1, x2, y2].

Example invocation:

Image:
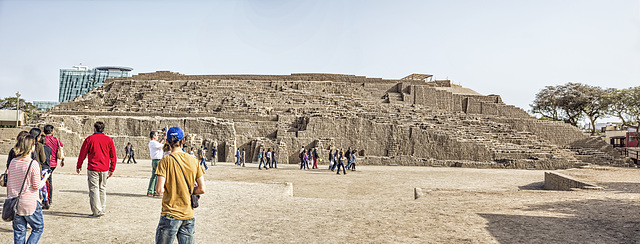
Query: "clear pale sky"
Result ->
[[0, 0, 638, 113]]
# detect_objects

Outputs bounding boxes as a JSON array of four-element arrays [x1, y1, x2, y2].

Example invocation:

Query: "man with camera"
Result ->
[[155, 126, 206, 243]]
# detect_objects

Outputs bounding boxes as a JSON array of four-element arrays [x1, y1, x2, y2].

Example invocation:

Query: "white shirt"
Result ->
[[148, 140, 164, 160]]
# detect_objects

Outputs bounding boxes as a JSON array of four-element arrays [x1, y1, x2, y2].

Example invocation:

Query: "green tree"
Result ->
[[577, 84, 610, 135], [607, 87, 640, 133], [530, 85, 561, 121], [555, 83, 586, 127], [0, 96, 39, 122], [607, 88, 632, 127]]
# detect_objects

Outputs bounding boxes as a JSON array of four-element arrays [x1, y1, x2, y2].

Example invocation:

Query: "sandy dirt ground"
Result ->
[[0, 155, 639, 243]]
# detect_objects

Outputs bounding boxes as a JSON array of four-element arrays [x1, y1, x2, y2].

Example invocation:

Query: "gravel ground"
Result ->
[[1, 155, 639, 243]]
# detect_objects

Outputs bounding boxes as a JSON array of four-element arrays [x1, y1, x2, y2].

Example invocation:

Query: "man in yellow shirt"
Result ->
[[155, 127, 206, 244]]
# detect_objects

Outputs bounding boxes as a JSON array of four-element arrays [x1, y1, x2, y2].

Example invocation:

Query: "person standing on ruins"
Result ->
[[148, 131, 165, 197], [44, 124, 64, 207], [155, 126, 206, 244], [76, 121, 117, 217]]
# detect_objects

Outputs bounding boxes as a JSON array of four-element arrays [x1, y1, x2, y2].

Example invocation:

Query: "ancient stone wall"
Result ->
[[40, 115, 236, 162]]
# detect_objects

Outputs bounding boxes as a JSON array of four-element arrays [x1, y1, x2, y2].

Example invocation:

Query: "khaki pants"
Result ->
[[88, 170, 108, 216]]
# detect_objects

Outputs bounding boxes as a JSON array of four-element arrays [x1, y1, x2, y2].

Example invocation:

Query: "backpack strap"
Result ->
[[169, 154, 193, 195]]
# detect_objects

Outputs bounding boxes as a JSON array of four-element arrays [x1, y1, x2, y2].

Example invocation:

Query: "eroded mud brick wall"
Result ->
[[42, 115, 236, 161]]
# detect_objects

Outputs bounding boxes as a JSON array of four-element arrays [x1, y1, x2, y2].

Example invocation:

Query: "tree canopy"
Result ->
[[531, 83, 640, 135]]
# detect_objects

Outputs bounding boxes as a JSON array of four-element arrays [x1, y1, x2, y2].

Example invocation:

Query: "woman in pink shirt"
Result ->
[[7, 134, 51, 244]]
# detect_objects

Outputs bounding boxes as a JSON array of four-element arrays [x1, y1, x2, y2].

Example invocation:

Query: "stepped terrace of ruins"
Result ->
[[18, 71, 629, 169]]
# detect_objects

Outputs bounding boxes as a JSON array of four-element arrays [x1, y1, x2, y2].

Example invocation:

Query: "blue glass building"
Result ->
[[58, 66, 133, 103]]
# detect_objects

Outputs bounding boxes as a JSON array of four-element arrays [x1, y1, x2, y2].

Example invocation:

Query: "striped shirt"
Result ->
[[7, 158, 43, 216]]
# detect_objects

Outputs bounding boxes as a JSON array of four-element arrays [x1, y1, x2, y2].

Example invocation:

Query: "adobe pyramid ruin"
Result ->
[[40, 71, 630, 169]]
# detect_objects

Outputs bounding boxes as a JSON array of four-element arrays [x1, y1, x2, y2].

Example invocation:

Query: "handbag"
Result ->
[[169, 155, 199, 208], [0, 169, 7, 187], [56, 140, 64, 160], [2, 160, 34, 222]]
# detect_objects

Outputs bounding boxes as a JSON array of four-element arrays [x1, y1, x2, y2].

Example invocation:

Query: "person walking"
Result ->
[[154, 126, 206, 244], [299, 148, 305, 170], [122, 143, 131, 164], [265, 148, 272, 168], [7, 134, 51, 244], [241, 148, 246, 167], [328, 149, 334, 170], [302, 151, 310, 170], [43, 125, 64, 207], [128, 144, 138, 164], [258, 149, 268, 170], [312, 148, 319, 169], [271, 150, 277, 168], [198, 147, 208, 171], [336, 151, 346, 175], [211, 147, 217, 166], [235, 148, 241, 166], [347, 149, 357, 170], [30, 128, 52, 209], [76, 121, 117, 218], [148, 131, 165, 197]]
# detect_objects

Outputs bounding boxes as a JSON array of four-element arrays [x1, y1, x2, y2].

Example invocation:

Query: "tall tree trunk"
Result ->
[[587, 115, 597, 135]]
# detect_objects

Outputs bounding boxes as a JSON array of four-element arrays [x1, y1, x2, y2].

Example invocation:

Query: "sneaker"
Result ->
[[147, 193, 153, 197], [88, 214, 101, 218]]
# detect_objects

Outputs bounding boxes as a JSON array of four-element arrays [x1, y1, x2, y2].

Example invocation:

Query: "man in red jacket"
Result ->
[[76, 121, 117, 218]]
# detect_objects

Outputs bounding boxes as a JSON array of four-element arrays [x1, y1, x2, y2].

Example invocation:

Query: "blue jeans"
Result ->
[[156, 215, 195, 244], [13, 202, 44, 244], [199, 158, 208, 170]]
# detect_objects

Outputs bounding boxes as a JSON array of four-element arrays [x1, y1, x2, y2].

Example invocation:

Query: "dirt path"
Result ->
[[1, 155, 639, 243]]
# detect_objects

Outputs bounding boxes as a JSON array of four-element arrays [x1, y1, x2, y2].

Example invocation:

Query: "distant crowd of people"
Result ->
[[299, 147, 357, 174]]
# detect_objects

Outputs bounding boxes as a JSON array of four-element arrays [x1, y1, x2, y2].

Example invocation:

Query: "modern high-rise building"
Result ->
[[58, 65, 133, 103]]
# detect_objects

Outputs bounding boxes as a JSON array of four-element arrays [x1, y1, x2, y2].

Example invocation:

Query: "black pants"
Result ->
[[48, 167, 55, 204], [127, 154, 137, 164], [336, 162, 346, 174]]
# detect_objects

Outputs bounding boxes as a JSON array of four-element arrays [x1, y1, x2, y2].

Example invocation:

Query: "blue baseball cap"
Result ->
[[166, 127, 184, 142]]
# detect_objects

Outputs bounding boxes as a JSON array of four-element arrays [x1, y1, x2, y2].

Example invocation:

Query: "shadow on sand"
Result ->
[[43, 210, 88, 219], [479, 199, 640, 243], [59, 189, 151, 198]]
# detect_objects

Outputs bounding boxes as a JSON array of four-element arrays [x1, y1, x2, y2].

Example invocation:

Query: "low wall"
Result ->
[[543, 172, 600, 191]]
